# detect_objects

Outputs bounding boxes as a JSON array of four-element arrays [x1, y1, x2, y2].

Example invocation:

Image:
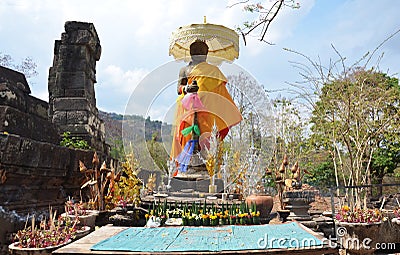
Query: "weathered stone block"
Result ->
[[0, 134, 22, 165], [48, 21, 105, 153], [26, 95, 49, 120], [64, 89, 86, 97], [64, 21, 101, 60], [58, 45, 88, 71], [18, 139, 40, 168], [169, 178, 194, 192], [0, 133, 8, 152], [53, 98, 91, 111], [58, 124, 91, 135], [58, 71, 87, 89], [67, 110, 89, 124], [0, 66, 30, 94], [37, 142, 57, 168], [50, 145, 72, 170], [52, 111, 67, 125], [35, 142, 71, 171], [0, 106, 59, 143], [0, 82, 27, 112]]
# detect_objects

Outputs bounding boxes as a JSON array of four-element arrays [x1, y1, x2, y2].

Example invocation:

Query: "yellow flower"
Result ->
[[342, 205, 350, 212], [201, 214, 209, 219], [210, 215, 218, 220]]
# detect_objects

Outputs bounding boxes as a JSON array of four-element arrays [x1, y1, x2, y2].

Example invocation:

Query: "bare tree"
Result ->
[[227, 72, 272, 147], [229, 0, 300, 45], [0, 52, 38, 78]]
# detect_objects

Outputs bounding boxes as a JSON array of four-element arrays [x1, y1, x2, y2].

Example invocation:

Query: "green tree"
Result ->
[[303, 154, 336, 193], [310, 68, 400, 207], [147, 132, 169, 174], [110, 139, 125, 161], [370, 135, 400, 194]]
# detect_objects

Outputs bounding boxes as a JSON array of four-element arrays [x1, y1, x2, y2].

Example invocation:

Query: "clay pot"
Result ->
[[245, 194, 273, 223]]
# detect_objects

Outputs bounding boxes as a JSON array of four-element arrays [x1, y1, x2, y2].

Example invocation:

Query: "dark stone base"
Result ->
[[169, 177, 224, 193]]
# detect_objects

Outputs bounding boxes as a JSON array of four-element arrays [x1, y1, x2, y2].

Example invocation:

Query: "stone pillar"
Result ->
[[48, 21, 106, 152]]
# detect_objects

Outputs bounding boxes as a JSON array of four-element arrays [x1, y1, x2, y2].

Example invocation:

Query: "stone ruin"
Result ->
[[48, 21, 106, 152], [0, 21, 111, 252]]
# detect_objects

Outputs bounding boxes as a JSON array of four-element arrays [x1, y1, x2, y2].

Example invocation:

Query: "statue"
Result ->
[[170, 40, 242, 177]]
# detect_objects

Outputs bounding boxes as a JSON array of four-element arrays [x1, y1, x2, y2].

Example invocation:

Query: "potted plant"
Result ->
[[9, 209, 77, 255], [61, 198, 98, 229], [248, 202, 261, 225], [335, 205, 386, 254], [220, 210, 229, 225], [229, 214, 237, 225], [209, 213, 218, 226], [201, 213, 210, 226]]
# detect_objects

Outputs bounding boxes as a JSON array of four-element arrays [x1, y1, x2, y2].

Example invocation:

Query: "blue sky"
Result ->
[[1, 0, 399, 121]]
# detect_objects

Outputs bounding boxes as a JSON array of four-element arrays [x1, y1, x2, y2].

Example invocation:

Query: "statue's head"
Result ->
[[190, 40, 209, 56]]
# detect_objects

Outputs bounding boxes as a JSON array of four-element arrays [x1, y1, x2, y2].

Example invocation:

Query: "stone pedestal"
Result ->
[[174, 164, 209, 181], [283, 190, 316, 221]]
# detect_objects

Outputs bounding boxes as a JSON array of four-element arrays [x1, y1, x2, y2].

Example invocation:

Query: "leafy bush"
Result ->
[[60, 132, 91, 150]]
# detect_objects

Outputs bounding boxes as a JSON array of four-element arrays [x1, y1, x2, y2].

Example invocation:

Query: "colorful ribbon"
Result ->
[[175, 139, 198, 172], [181, 93, 204, 110], [181, 124, 200, 137]]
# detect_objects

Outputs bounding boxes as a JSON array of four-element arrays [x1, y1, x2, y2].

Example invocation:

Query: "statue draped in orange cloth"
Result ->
[[171, 40, 242, 173]]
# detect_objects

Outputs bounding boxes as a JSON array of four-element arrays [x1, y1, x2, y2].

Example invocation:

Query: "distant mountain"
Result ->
[[99, 111, 172, 170], [99, 111, 172, 144]]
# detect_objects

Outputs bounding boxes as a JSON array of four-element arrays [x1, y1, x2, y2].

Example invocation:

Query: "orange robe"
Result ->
[[171, 62, 242, 160]]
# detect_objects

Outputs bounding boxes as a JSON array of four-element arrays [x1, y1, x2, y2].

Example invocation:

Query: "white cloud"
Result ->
[[101, 65, 149, 94]]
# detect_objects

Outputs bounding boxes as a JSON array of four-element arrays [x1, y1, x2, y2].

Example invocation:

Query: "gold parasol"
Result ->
[[169, 17, 239, 64]]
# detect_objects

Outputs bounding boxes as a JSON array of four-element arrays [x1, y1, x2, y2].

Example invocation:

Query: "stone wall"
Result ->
[[0, 21, 111, 253], [0, 66, 59, 143]]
